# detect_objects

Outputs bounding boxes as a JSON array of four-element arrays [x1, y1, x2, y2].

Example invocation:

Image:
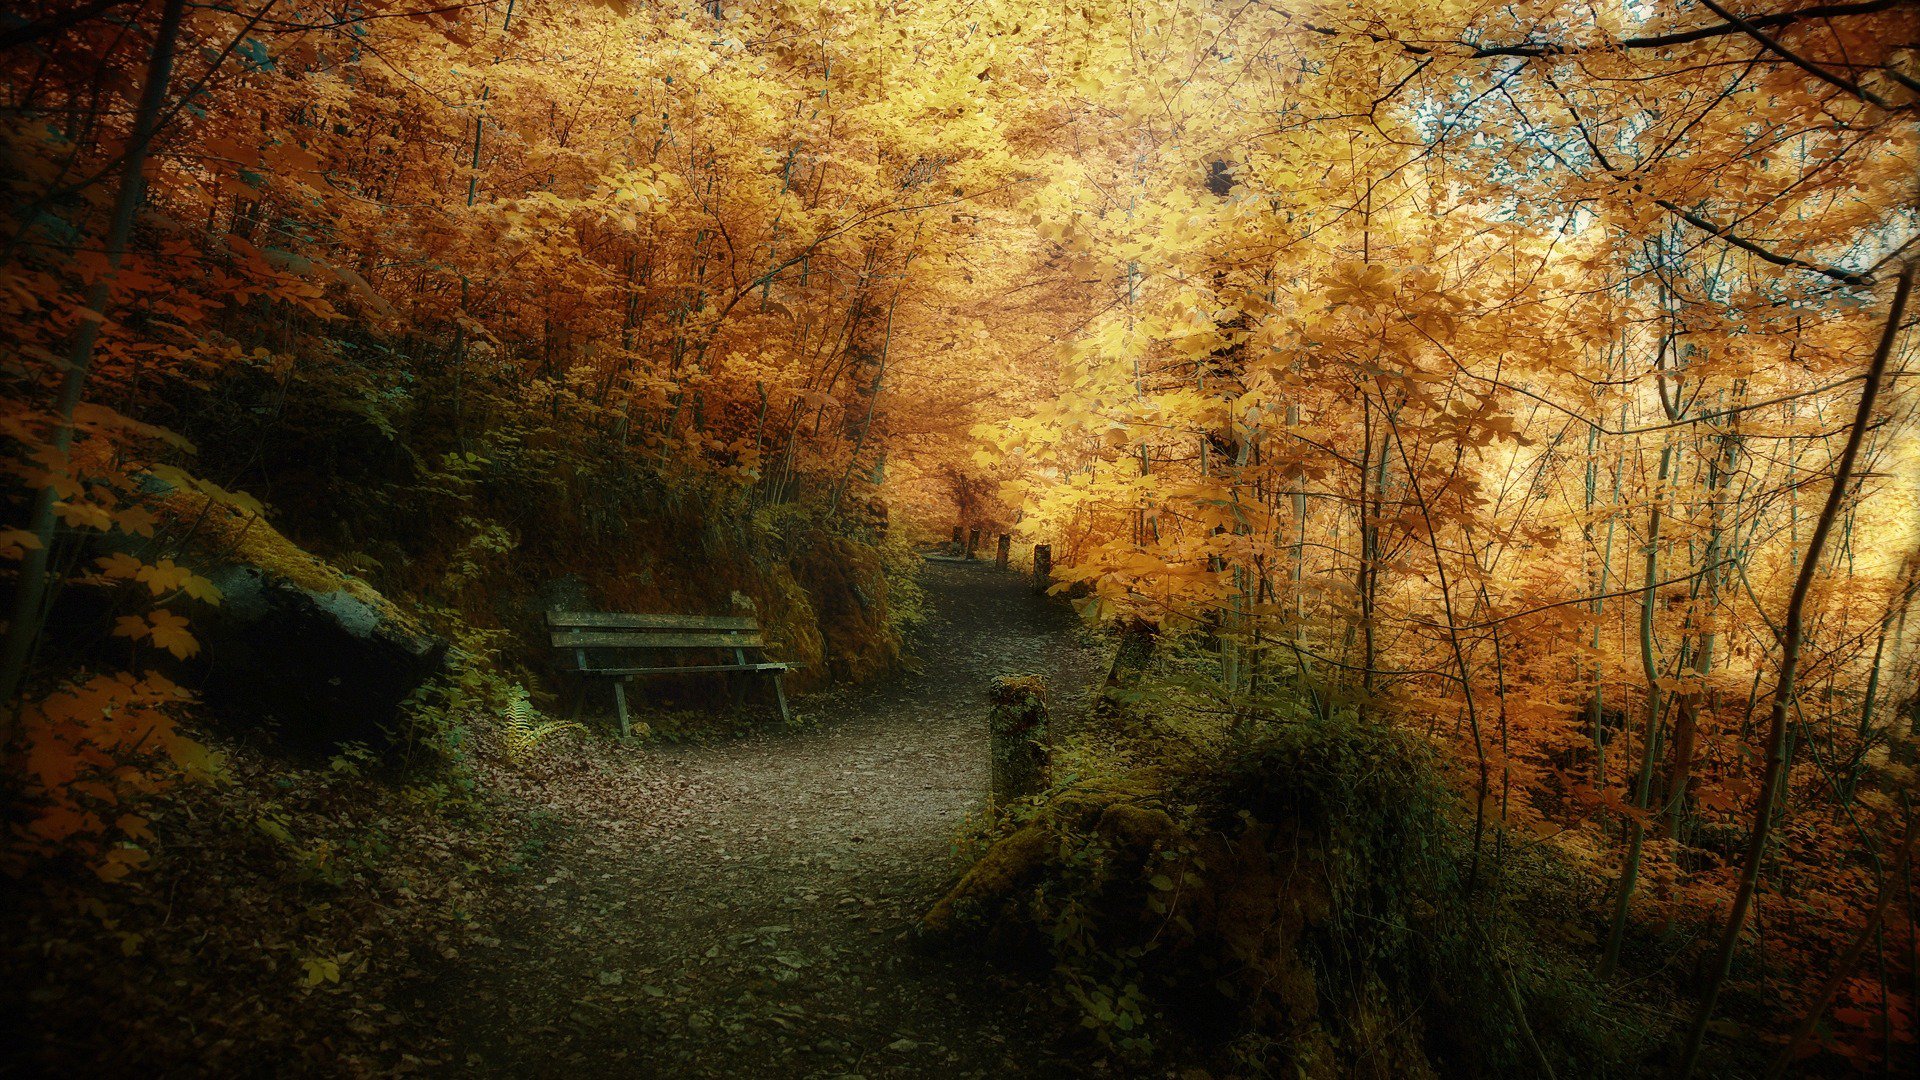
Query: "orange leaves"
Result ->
[[94, 847, 152, 882], [112, 505, 159, 537], [198, 134, 263, 169], [94, 553, 222, 605], [146, 611, 200, 660], [71, 403, 195, 454], [6, 671, 208, 881], [259, 136, 324, 180], [1693, 777, 1760, 818], [0, 527, 44, 559], [94, 552, 143, 580], [53, 499, 114, 531], [325, 262, 393, 319], [113, 609, 201, 660], [133, 561, 192, 597], [1563, 778, 1654, 829], [90, 550, 221, 671]]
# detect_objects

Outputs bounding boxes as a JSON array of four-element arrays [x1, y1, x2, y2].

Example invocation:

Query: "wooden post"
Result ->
[[996, 533, 1010, 569], [770, 669, 791, 724], [988, 675, 1050, 804], [966, 528, 981, 559], [571, 640, 590, 724], [1032, 543, 1051, 593], [612, 679, 631, 738], [951, 524, 963, 549], [1106, 617, 1157, 690]]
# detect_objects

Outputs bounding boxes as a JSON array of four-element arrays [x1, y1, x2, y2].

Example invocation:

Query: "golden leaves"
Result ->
[[94, 554, 222, 605], [1324, 262, 1398, 311], [54, 500, 114, 531], [0, 527, 43, 559], [113, 609, 201, 660]]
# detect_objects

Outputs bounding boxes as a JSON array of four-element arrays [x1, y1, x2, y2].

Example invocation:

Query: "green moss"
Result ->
[[925, 821, 1055, 932], [160, 491, 422, 635]]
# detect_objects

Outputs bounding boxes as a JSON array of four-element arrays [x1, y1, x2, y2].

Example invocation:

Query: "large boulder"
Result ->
[[149, 494, 449, 753]]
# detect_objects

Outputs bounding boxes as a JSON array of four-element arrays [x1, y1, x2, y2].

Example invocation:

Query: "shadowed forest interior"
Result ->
[[3, 0, 1919, 1076]]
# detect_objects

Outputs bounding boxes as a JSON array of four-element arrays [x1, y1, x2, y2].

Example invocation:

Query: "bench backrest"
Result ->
[[547, 611, 765, 652]]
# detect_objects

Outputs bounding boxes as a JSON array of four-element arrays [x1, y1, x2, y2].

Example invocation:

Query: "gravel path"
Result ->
[[429, 557, 1107, 1078]]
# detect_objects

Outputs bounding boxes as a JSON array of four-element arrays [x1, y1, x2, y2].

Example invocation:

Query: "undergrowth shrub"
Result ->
[[171, 342, 917, 721], [880, 528, 932, 642], [931, 670, 1644, 1078]]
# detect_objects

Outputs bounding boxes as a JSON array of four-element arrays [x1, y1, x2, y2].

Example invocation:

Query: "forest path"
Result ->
[[427, 558, 1107, 1078]]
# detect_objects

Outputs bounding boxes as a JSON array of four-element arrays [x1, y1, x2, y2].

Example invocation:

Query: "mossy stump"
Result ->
[[989, 675, 1050, 804]]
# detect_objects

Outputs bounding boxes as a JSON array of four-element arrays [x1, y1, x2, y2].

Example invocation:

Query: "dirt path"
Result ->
[[428, 558, 1107, 1078]]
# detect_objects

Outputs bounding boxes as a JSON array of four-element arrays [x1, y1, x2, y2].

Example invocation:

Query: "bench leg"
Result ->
[[728, 647, 752, 708], [612, 678, 631, 738], [770, 670, 791, 725]]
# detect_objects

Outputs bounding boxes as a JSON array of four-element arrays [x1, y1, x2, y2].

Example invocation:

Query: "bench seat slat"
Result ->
[[548, 609, 795, 726], [579, 662, 791, 676], [548, 612, 759, 631], [551, 630, 766, 650]]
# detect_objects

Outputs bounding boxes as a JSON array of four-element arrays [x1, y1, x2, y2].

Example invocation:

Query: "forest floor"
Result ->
[[423, 557, 1110, 1078]]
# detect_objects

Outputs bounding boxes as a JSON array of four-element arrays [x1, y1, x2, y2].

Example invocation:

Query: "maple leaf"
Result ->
[[135, 559, 192, 596], [94, 847, 151, 882], [0, 527, 42, 559], [97, 552, 145, 579], [112, 506, 159, 537], [145, 463, 197, 493], [146, 610, 200, 660], [180, 572, 224, 605], [54, 500, 114, 531], [116, 813, 155, 843], [1325, 262, 1396, 309]]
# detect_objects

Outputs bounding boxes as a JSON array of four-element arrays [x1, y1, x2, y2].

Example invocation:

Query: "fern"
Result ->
[[498, 688, 579, 760]]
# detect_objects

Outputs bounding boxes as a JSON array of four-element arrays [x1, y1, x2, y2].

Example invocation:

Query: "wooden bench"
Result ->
[[547, 611, 792, 735]]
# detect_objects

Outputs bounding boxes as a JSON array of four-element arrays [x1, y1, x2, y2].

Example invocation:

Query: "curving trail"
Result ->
[[429, 558, 1106, 1078]]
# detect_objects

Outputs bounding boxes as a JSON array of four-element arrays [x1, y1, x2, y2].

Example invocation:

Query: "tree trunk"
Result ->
[[1602, 439, 1673, 980], [1665, 421, 1740, 836], [1675, 259, 1914, 1079], [0, 0, 189, 722]]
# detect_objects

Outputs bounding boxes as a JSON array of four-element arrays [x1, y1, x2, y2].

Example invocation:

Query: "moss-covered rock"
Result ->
[[153, 493, 449, 753]]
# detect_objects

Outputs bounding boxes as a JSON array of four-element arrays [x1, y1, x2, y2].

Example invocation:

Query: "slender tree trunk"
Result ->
[[1675, 260, 1914, 1079], [1388, 424, 1488, 890], [0, 0, 189, 723], [1590, 405, 1627, 782], [1601, 439, 1673, 978], [829, 268, 908, 514], [1666, 423, 1738, 836]]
